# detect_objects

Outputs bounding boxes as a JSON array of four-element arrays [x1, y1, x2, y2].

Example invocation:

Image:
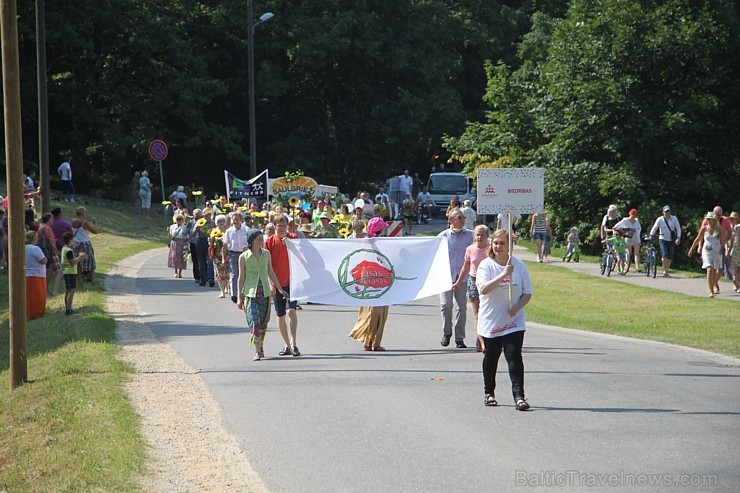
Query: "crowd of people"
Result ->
[[9, 167, 738, 409]]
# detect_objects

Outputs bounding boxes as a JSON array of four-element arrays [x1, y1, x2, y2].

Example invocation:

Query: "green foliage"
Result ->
[[445, 0, 740, 262]]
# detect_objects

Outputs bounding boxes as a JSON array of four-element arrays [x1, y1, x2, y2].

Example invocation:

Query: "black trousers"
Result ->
[[190, 241, 199, 281], [482, 330, 525, 399]]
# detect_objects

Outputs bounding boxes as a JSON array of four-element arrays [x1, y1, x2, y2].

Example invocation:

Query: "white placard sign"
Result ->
[[476, 168, 544, 215]]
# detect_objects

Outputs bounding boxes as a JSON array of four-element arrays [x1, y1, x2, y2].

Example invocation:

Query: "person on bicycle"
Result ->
[[601, 205, 621, 243], [603, 229, 629, 274], [416, 186, 432, 218], [615, 208, 642, 272], [649, 205, 681, 277], [564, 227, 580, 262]]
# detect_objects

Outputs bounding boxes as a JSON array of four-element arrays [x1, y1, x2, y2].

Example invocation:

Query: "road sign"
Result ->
[[148, 140, 168, 161]]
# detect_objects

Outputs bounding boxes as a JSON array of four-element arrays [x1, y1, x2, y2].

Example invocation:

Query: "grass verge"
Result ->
[[1, 200, 167, 492], [525, 262, 740, 357]]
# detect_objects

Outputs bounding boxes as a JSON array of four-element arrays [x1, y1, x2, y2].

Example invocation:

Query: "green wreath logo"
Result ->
[[338, 249, 416, 300]]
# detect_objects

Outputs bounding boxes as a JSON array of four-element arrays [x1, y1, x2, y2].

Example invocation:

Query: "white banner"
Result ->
[[476, 168, 544, 214], [287, 237, 451, 306]]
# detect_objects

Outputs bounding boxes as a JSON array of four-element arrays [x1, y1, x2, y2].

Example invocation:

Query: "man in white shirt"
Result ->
[[223, 211, 249, 302], [57, 158, 75, 202], [461, 200, 477, 230], [374, 187, 390, 204], [398, 170, 413, 197], [649, 205, 681, 277], [416, 186, 432, 220]]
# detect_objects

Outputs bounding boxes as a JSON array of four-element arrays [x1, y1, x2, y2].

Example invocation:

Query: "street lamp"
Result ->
[[247, 0, 274, 178]]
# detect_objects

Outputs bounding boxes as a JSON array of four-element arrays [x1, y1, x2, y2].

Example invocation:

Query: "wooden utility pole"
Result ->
[[2, 0, 29, 388], [36, 0, 50, 213]]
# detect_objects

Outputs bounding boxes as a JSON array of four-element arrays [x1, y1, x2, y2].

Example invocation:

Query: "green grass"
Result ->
[[525, 262, 740, 357], [1, 200, 167, 492]]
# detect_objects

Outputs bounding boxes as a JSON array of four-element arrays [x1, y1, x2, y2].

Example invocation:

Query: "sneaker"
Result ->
[[292, 345, 301, 357], [231, 295, 238, 303], [440, 335, 451, 347], [279, 346, 291, 356], [456, 341, 467, 349]]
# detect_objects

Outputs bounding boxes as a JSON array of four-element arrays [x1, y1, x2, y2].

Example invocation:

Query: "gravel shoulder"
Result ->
[[105, 250, 269, 493]]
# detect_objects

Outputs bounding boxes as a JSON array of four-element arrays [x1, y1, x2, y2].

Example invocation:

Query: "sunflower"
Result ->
[[238, 206, 248, 211], [210, 228, 220, 238], [195, 218, 207, 228], [338, 228, 350, 238], [223, 203, 234, 209], [288, 196, 300, 207], [162, 200, 171, 205], [215, 232, 225, 241], [191, 190, 203, 196]]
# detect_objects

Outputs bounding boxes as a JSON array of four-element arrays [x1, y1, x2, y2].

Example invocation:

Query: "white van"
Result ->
[[427, 172, 474, 216]]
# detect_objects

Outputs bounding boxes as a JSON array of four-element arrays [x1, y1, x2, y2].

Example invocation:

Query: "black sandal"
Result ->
[[484, 394, 497, 407], [515, 397, 530, 411]]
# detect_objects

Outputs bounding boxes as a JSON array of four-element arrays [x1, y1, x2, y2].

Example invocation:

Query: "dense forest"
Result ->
[[8, 1, 740, 231]]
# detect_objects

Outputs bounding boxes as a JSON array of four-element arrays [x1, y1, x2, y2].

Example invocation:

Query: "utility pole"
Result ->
[[2, 0, 29, 388], [247, 0, 256, 178], [36, 0, 50, 213]]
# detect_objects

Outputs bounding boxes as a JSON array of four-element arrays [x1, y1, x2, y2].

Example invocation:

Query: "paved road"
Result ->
[[130, 248, 740, 493]]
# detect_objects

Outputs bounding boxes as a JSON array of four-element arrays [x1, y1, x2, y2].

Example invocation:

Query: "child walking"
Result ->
[[564, 227, 580, 262], [61, 231, 87, 315]]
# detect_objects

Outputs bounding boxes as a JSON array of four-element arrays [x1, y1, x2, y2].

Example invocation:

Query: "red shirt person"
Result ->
[[264, 214, 301, 357]]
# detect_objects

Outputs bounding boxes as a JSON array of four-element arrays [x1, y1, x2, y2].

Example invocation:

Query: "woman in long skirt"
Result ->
[[168, 214, 189, 278], [349, 306, 390, 351], [237, 229, 288, 361], [347, 217, 391, 351]]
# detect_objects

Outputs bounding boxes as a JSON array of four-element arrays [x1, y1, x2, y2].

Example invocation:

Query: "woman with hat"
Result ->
[[314, 211, 338, 238], [348, 218, 390, 351], [688, 212, 723, 297], [615, 208, 642, 271], [236, 228, 288, 361]]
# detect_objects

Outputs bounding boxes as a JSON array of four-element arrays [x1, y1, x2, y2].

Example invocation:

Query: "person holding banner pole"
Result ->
[[437, 210, 474, 348], [476, 228, 533, 410]]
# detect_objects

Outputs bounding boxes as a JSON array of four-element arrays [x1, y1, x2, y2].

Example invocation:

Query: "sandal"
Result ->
[[253, 353, 261, 361], [708, 291, 715, 298], [484, 394, 497, 407], [373, 346, 386, 352], [515, 397, 530, 411], [363, 345, 373, 351]]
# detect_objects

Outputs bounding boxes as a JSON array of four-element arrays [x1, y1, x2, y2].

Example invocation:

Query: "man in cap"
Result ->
[[649, 206, 681, 277]]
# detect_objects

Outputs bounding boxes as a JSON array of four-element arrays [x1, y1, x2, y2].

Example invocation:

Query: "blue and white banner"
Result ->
[[287, 237, 451, 306]]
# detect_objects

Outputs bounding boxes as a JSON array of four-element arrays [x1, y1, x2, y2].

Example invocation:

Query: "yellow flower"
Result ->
[[162, 200, 171, 205], [210, 228, 220, 238], [338, 228, 349, 238], [186, 214, 193, 219], [195, 218, 207, 227], [224, 203, 234, 208], [191, 190, 203, 196], [288, 196, 300, 207], [215, 232, 225, 241], [238, 206, 248, 211]]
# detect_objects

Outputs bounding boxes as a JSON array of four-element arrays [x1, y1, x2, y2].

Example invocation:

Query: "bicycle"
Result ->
[[600, 243, 617, 276], [641, 235, 658, 278]]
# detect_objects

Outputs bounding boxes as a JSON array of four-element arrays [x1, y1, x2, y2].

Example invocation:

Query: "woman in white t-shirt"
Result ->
[[26, 230, 48, 319], [476, 228, 533, 410]]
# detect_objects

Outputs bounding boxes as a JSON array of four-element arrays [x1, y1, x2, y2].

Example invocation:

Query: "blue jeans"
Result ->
[[659, 239, 675, 260]]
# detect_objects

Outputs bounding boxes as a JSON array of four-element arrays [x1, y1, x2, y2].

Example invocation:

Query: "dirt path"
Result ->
[[106, 250, 269, 493]]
